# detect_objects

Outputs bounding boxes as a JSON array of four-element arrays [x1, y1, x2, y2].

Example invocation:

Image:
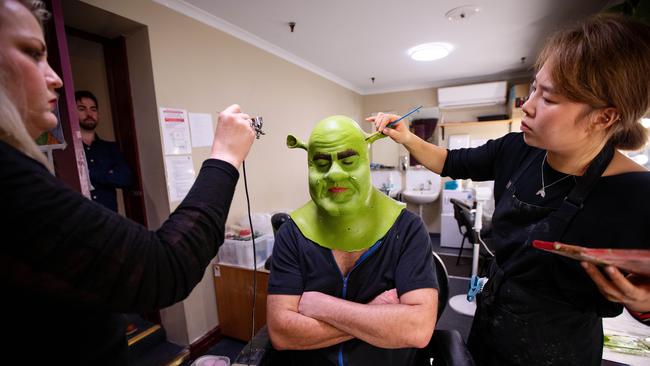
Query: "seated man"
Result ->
[[267, 115, 439, 365]]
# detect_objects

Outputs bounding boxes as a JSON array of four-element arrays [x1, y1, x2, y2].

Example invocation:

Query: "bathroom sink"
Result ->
[[402, 190, 440, 204]]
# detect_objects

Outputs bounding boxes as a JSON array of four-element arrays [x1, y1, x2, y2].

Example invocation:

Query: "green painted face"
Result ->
[[307, 116, 372, 217], [287, 115, 405, 251]]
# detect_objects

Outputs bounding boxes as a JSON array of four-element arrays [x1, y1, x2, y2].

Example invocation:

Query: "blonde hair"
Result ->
[[536, 13, 650, 151], [0, 84, 53, 171], [16, 0, 49, 26], [0, 0, 52, 171]]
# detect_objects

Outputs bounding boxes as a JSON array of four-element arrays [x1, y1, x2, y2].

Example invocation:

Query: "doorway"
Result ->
[[65, 29, 146, 222], [47, 0, 161, 324]]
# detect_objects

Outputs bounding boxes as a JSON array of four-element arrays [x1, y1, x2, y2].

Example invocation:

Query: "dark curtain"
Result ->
[[409, 118, 438, 166]]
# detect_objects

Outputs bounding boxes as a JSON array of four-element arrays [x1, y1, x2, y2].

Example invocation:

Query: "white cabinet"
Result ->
[[440, 189, 474, 248]]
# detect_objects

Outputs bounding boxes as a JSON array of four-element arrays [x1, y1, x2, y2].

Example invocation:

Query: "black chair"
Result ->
[[233, 240, 475, 366], [263, 213, 291, 270], [271, 212, 290, 235], [450, 198, 478, 266]]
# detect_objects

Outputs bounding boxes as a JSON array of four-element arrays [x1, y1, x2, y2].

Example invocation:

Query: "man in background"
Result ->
[[76, 90, 133, 212], [76, 90, 136, 335]]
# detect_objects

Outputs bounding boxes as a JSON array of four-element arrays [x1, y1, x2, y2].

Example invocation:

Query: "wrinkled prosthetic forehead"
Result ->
[[307, 118, 369, 160], [308, 134, 368, 161]]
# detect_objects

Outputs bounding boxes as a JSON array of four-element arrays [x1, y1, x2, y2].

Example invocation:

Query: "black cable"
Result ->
[[242, 160, 257, 366]]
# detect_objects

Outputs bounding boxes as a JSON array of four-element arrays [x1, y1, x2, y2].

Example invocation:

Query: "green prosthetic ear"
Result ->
[[286, 135, 308, 151]]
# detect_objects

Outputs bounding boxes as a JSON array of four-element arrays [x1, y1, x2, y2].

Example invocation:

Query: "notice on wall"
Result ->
[[159, 107, 192, 155], [189, 112, 214, 148], [164, 155, 195, 202]]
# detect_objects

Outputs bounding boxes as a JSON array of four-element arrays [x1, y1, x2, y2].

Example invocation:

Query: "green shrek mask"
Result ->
[[287, 115, 405, 252]]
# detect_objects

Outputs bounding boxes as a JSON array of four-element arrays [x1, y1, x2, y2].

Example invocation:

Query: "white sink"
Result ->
[[402, 190, 440, 204]]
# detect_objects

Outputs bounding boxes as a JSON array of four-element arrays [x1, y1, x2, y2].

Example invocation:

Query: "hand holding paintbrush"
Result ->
[[365, 105, 422, 144]]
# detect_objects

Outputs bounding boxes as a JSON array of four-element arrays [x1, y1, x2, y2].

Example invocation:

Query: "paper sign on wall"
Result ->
[[165, 155, 195, 202], [159, 108, 192, 155], [189, 113, 214, 148]]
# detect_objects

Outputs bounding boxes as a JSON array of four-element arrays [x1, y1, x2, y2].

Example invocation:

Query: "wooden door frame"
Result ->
[[45, 0, 158, 324], [45, 0, 88, 196], [65, 26, 149, 227]]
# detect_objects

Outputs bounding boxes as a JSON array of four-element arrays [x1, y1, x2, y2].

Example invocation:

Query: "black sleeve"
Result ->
[[441, 132, 521, 181], [394, 215, 438, 297], [267, 222, 304, 295], [0, 142, 238, 312]]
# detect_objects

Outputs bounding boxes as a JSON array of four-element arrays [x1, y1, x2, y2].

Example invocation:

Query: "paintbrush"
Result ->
[[366, 105, 423, 143]]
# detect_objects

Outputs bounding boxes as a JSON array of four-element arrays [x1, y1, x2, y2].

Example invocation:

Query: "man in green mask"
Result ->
[[267, 115, 438, 365]]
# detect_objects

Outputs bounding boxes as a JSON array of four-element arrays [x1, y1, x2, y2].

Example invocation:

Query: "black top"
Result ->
[[84, 135, 133, 212], [268, 209, 438, 366], [442, 132, 650, 312], [0, 141, 239, 365]]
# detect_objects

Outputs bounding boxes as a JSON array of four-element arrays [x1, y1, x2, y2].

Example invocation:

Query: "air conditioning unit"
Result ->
[[437, 81, 507, 109]]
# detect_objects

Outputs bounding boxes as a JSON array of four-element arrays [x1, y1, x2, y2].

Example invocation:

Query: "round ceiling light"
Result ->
[[407, 42, 453, 61]]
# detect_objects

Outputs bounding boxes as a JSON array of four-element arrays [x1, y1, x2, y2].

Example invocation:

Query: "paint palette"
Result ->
[[533, 240, 650, 276]]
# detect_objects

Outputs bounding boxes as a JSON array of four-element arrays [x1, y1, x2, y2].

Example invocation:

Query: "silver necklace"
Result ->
[[536, 153, 574, 198]]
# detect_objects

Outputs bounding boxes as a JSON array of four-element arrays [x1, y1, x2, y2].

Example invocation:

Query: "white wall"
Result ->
[[83, 0, 362, 345]]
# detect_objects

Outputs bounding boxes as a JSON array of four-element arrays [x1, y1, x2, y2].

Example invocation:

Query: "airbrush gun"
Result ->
[[250, 116, 265, 139]]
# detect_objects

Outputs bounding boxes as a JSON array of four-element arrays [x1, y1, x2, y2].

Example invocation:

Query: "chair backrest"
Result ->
[[431, 251, 449, 320], [271, 213, 291, 236], [449, 198, 478, 244]]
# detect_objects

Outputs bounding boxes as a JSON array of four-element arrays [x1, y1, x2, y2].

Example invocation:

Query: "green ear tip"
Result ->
[[287, 135, 308, 150]]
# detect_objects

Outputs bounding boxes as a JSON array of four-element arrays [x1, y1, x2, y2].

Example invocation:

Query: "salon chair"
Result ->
[[263, 213, 290, 270], [450, 198, 478, 267], [233, 212, 475, 366], [450, 199, 493, 277]]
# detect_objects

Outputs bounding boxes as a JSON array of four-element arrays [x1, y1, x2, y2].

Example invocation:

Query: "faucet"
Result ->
[[380, 181, 393, 195], [426, 180, 432, 190], [419, 183, 425, 191]]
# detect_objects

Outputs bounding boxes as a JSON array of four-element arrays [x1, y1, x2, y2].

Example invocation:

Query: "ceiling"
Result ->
[[156, 0, 612, 95]]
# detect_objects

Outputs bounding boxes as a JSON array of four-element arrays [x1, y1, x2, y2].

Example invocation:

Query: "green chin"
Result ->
[[313, 198, 361, 217]]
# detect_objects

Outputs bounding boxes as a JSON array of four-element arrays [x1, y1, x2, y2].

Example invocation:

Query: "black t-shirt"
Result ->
[[442, 132, 650, 313], [268, 209, 438, 365]]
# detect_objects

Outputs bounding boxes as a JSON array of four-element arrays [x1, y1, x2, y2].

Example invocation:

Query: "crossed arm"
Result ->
[[267, 288, 437, 350]]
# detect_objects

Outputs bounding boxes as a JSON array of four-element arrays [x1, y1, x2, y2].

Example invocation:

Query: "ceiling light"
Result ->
[[407, 43, 453, 61], [641, 118, 650, 128], [445, 5, 481, 22]]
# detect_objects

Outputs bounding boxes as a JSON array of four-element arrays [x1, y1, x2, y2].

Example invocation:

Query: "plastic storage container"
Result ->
[[191, 355, 230, 366], [218, 235, 269, 269]]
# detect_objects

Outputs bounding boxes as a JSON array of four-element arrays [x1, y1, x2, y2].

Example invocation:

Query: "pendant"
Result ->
[[536, 188, 545, 198]]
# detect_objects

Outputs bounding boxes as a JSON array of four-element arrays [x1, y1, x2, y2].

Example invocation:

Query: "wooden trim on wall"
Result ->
[[46, 0, 88, 196], [103, 36, 149, 227]]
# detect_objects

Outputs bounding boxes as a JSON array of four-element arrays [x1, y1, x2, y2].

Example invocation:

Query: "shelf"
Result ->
[[438, 119, 512, 139]]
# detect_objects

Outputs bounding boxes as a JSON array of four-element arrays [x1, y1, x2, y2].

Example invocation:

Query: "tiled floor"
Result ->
[[187, 337, 246, 365]]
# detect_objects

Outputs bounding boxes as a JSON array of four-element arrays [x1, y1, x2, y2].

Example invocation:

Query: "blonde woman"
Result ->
[[0, 0, 255, 364]]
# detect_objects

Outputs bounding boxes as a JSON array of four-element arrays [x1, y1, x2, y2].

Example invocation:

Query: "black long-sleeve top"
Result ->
[[0, 140, 239, 365], [442, 132, 650, 315]]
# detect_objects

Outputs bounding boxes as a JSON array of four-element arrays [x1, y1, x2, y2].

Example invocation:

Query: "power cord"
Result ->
[[242, 160, 257, 366]]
